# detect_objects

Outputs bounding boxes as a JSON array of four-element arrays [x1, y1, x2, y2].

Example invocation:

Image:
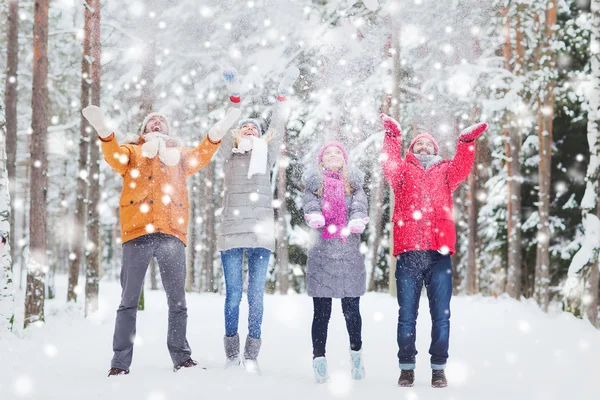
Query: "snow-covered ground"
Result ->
[[1, 276, 599, 400]]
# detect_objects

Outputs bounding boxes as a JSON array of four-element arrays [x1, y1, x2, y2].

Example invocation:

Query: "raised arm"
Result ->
[[186, 107, 241, 176], [82, 105, 131, 176], [379, 113, 404, 187], [217, 67, 242, 160], [267, 66, 299, 167], [447, 122, 488, 191]]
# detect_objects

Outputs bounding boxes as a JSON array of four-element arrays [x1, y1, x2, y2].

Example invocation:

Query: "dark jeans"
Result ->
[[395, 250, 452, 370], [312, 297, 362, 358]]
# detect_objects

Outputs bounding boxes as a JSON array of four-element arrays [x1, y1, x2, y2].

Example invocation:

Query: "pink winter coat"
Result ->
[[381, 135, 475, 256]]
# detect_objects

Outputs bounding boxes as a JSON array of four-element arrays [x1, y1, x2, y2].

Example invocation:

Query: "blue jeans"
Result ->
[[395, 250, 452, 370], [221, 247, 271, 339]]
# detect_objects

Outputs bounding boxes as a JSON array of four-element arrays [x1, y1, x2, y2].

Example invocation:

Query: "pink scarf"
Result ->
[[321, 169, 347, 242]]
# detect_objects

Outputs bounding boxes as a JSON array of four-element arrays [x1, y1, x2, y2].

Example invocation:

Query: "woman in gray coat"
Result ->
[[302, 141, 369, 383], [217, 66, 299, 373]]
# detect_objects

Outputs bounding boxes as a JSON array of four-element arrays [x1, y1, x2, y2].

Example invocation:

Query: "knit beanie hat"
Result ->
[[318, 141, 349, 165], [239, 118, 264, 135], [408, 133, 440, 155], [139, 112, 172, 136]]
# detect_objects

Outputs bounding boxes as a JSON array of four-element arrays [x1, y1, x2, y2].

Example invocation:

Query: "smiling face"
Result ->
[[144, 116, 169, 135], [321, 145, 346, 171], [412, 138, 435, 155], [240, 122, 260, 138]]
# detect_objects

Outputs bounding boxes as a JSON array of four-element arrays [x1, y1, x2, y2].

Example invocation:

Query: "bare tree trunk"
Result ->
[[4, 0, 19, 269], [276, 149, 289, 294], [85, 0, 102, 316], [534, 0, 557, 312], [367, 173, 385, 291], [506, 4, 526, 299], [1, 120, 15, 332], [505, 5, 525, 300], [466, 146, 478, 295], [582, 0, 600, 328], [388, 20, 401, 297], [150, 258, 158, 290], [18, 154, 29, 289], [205, 165, 216, 292], [586, 261, 599, 327], [68, 1, 92, 303], [367, 91, 391, 292], [186, 175, 198, 293], [25, 0, 50, 329]]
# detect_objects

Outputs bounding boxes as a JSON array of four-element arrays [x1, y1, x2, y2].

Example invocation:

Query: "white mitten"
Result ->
[[305, 213, 325, 229], [159, 147, 181, 166], [141, 139, 160, 158], [277, 66, 300, 99], [82, 105, 111, 138], [208, 107, 242, 142]]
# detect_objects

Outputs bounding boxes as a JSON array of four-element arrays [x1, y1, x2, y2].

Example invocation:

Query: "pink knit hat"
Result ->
[[408, 133, 439, 155], [318, 141, 349, 164]]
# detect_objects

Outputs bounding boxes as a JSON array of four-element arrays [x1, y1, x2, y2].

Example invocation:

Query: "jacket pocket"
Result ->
[[120, 190, 152, 234]]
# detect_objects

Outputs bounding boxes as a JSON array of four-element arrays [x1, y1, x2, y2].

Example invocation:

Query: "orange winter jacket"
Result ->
[[99, 133, 220, 246]]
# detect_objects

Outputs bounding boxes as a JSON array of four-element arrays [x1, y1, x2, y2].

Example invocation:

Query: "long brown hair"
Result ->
[[316, 162, 353, 197]]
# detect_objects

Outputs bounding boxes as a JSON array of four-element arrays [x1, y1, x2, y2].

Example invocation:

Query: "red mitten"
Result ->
[[459, 122, 488, 142], [380, 113, 402, 137]]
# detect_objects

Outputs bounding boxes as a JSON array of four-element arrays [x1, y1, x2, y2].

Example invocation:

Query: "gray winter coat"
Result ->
[[302, 167, 369, 298], [216, 103, 285, 252]]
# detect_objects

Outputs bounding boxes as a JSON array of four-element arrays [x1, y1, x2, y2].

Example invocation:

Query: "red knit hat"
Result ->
[[318, 141, 349, 165], [408, 133, 439, 155]]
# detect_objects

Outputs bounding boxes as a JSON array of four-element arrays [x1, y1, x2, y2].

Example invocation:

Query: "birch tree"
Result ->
[[0, 112, 15, 332], [85, 0, 102, 316]]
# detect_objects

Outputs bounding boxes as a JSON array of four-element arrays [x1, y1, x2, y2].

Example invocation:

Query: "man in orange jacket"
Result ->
[[82, 105, 240, 376]]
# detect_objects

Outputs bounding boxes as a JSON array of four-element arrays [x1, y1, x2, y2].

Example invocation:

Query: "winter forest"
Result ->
[[1, 0, 600, 399]]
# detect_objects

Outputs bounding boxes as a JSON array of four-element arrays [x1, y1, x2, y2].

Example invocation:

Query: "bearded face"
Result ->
[[412, 138, 436, 155], [144, 116, 169, 135]]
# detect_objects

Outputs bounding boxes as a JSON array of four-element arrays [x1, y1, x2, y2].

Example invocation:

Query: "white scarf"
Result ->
[[141, 132, 181, 166], [232, 136, 268, 178]]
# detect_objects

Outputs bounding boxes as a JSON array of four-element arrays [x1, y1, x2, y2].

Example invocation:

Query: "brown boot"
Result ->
[[397, 370, 414, 387], [173, 358, 199, 372], [107, 368, 129, 377], [431, 369, 447, 388]]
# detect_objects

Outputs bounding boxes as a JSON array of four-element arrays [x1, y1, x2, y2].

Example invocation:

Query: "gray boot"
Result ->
[[243, 336, 262, 375], [224, 334, 241, 368]]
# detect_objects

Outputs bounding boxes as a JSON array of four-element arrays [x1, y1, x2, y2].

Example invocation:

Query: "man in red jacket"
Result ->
[[380, 114, 487, 388]]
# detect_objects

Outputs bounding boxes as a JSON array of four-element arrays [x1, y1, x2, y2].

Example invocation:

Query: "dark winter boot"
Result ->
[[107, 368, 129, 377], [397, 370, 415, 387], [173, 358, 198, 372], [431, 369, 448, 388], [224, 334, 241, 368], [243, 336, 262, 375]]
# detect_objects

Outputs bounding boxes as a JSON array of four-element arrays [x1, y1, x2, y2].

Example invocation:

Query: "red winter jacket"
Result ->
[[381, 135, 475, 256]]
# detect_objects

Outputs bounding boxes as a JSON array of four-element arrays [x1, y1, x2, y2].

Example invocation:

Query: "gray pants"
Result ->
[[111, 233, 192, 369]]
